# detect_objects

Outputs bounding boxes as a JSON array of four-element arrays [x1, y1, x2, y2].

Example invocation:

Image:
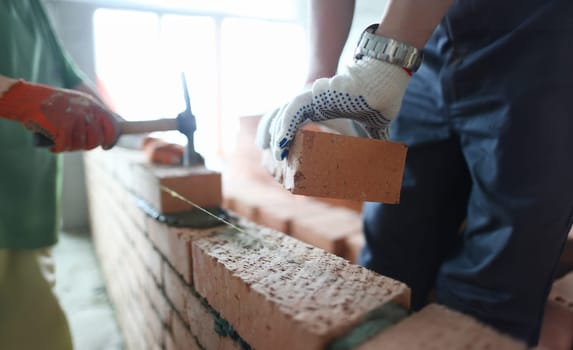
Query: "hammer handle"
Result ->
[[33, 118, 180, 149], [119, 119, 178, 135]]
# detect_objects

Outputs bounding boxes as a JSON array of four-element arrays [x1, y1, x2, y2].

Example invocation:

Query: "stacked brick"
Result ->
[[223, 179, 365, 263], [84, 140, 533, 349], [223, 116, 365, 264], [87, 146, 408, 350]]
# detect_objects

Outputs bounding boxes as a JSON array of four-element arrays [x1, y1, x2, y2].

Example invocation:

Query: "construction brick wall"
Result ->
[[84, 147, 415, 350], [83, 116, 572, 349]]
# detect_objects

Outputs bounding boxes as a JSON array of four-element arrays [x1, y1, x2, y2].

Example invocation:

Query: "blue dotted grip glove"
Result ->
[[256, 57, 410, 160]]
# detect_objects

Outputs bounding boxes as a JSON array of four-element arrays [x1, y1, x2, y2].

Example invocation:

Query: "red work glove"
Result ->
[[0, 80, 120, 152]]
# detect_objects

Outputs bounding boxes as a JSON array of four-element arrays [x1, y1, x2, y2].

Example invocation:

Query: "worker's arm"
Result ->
[[0, 75, 119, 152], [257, 0, 454, 160], [375, 0, 453, 49], [306, 0, 355, 83]]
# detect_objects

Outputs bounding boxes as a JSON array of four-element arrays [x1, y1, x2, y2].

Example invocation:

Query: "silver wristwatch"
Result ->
[[354, 24, 423, 72]]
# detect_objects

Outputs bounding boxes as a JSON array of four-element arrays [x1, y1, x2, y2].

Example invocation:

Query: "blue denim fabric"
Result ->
[[359, 0, 573, 345]]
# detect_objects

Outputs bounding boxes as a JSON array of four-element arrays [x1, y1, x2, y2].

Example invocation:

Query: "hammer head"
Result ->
[[177, 72, 204, 166], [176, 109, 204, 166]]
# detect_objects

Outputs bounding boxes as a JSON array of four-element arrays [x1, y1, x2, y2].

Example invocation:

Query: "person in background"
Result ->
[[0, 1, 120, 349], [257, 0, 573, 346]]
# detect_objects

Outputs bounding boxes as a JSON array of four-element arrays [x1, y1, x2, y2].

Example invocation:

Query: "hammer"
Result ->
[[35, 73, 204, 166], [117, 73, 204, 166]]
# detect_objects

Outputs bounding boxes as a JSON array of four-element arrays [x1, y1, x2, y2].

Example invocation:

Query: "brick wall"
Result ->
[[84, 147, 415, 350], [83, 116, 572, 349]]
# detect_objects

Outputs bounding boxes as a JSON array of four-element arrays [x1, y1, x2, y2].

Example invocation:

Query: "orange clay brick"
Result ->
[[132, 229, 163, 285], [275, 129, 407, 203], [255, 197, 336, 235], [133, 163, 222, 214], [223, 179, 293, 220], [344, 233, 366, 264], [170, 314, 200, 350], [192, 220, 410, 350], [145, 271, 172, 328], [146, 217, 221, 284], [140, 292, 164, 348], [164, 331, 177, 350], [164, 262, 191, 324], [357, 304, 526, 350], [164, 263, 241, 350], [314, 196, 363, 213], [289, 206, 362, 256]]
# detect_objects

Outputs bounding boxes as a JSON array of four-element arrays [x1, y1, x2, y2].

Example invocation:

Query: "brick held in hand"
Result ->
[[268, 129, 408, 203]]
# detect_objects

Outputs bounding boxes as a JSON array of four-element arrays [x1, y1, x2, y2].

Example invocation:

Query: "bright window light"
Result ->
[[220, 18, 306, 152], [93, 5, 307, 165]]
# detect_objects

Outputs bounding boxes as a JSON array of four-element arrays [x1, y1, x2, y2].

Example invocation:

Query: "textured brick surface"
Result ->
[[164, 262, 192, 324], [87, 132, 554, 350], [147, 217, 218, 283], [134, 162, 222, 214], [192, 221, 410, 350], [276, 129, 407, 203], [132, 227, 163, 285], [358, 304, 526, 350], [164, 264, 241, 350], [147, 270, 172, 328], [171, 314, 199, 350]]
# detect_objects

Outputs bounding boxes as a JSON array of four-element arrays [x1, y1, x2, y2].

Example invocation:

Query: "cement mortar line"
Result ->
[[159, 184, 246, 233]]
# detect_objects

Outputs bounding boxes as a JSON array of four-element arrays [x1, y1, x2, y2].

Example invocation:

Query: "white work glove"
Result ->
[[256, 57, 410, 160]]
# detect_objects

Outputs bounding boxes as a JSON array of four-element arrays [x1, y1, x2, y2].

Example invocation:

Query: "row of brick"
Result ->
[[85, 147, 415, 349], [84, 145, 542, 349], [223, 179, 364, 264], [225, 116, 573, 349], [85, 150, 238, 349]]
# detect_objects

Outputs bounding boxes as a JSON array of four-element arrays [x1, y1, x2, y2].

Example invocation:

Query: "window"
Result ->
[[93, 3, 307, 167]]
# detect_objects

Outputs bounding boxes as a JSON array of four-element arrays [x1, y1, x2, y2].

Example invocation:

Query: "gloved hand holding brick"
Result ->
[[256, 57, 411, 161], [0, 77, 121, 152]]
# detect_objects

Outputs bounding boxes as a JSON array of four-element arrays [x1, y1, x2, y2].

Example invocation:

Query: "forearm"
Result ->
[[306, 0, 355, 84], [376, 0, 454, 49]]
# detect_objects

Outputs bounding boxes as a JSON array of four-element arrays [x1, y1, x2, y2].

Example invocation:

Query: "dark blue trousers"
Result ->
[[359, 1, 573, 345]]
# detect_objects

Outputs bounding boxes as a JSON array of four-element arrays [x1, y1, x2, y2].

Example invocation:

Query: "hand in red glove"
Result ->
[[0, 80, 120, 152]]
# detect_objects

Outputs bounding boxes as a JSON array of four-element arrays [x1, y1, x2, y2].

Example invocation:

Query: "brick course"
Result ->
[[192, 221, 410, 350], [85, 144, 531, 350]]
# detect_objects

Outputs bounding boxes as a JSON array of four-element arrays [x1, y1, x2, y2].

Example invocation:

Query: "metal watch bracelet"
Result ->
[[354, 24, 423, 72]]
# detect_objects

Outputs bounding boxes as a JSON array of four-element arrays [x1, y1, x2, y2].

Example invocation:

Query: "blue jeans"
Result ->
[[359, 7, 573, 345]]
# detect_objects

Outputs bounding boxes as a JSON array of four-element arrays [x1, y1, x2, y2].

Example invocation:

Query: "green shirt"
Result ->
[[0, 0, 85, 248]]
